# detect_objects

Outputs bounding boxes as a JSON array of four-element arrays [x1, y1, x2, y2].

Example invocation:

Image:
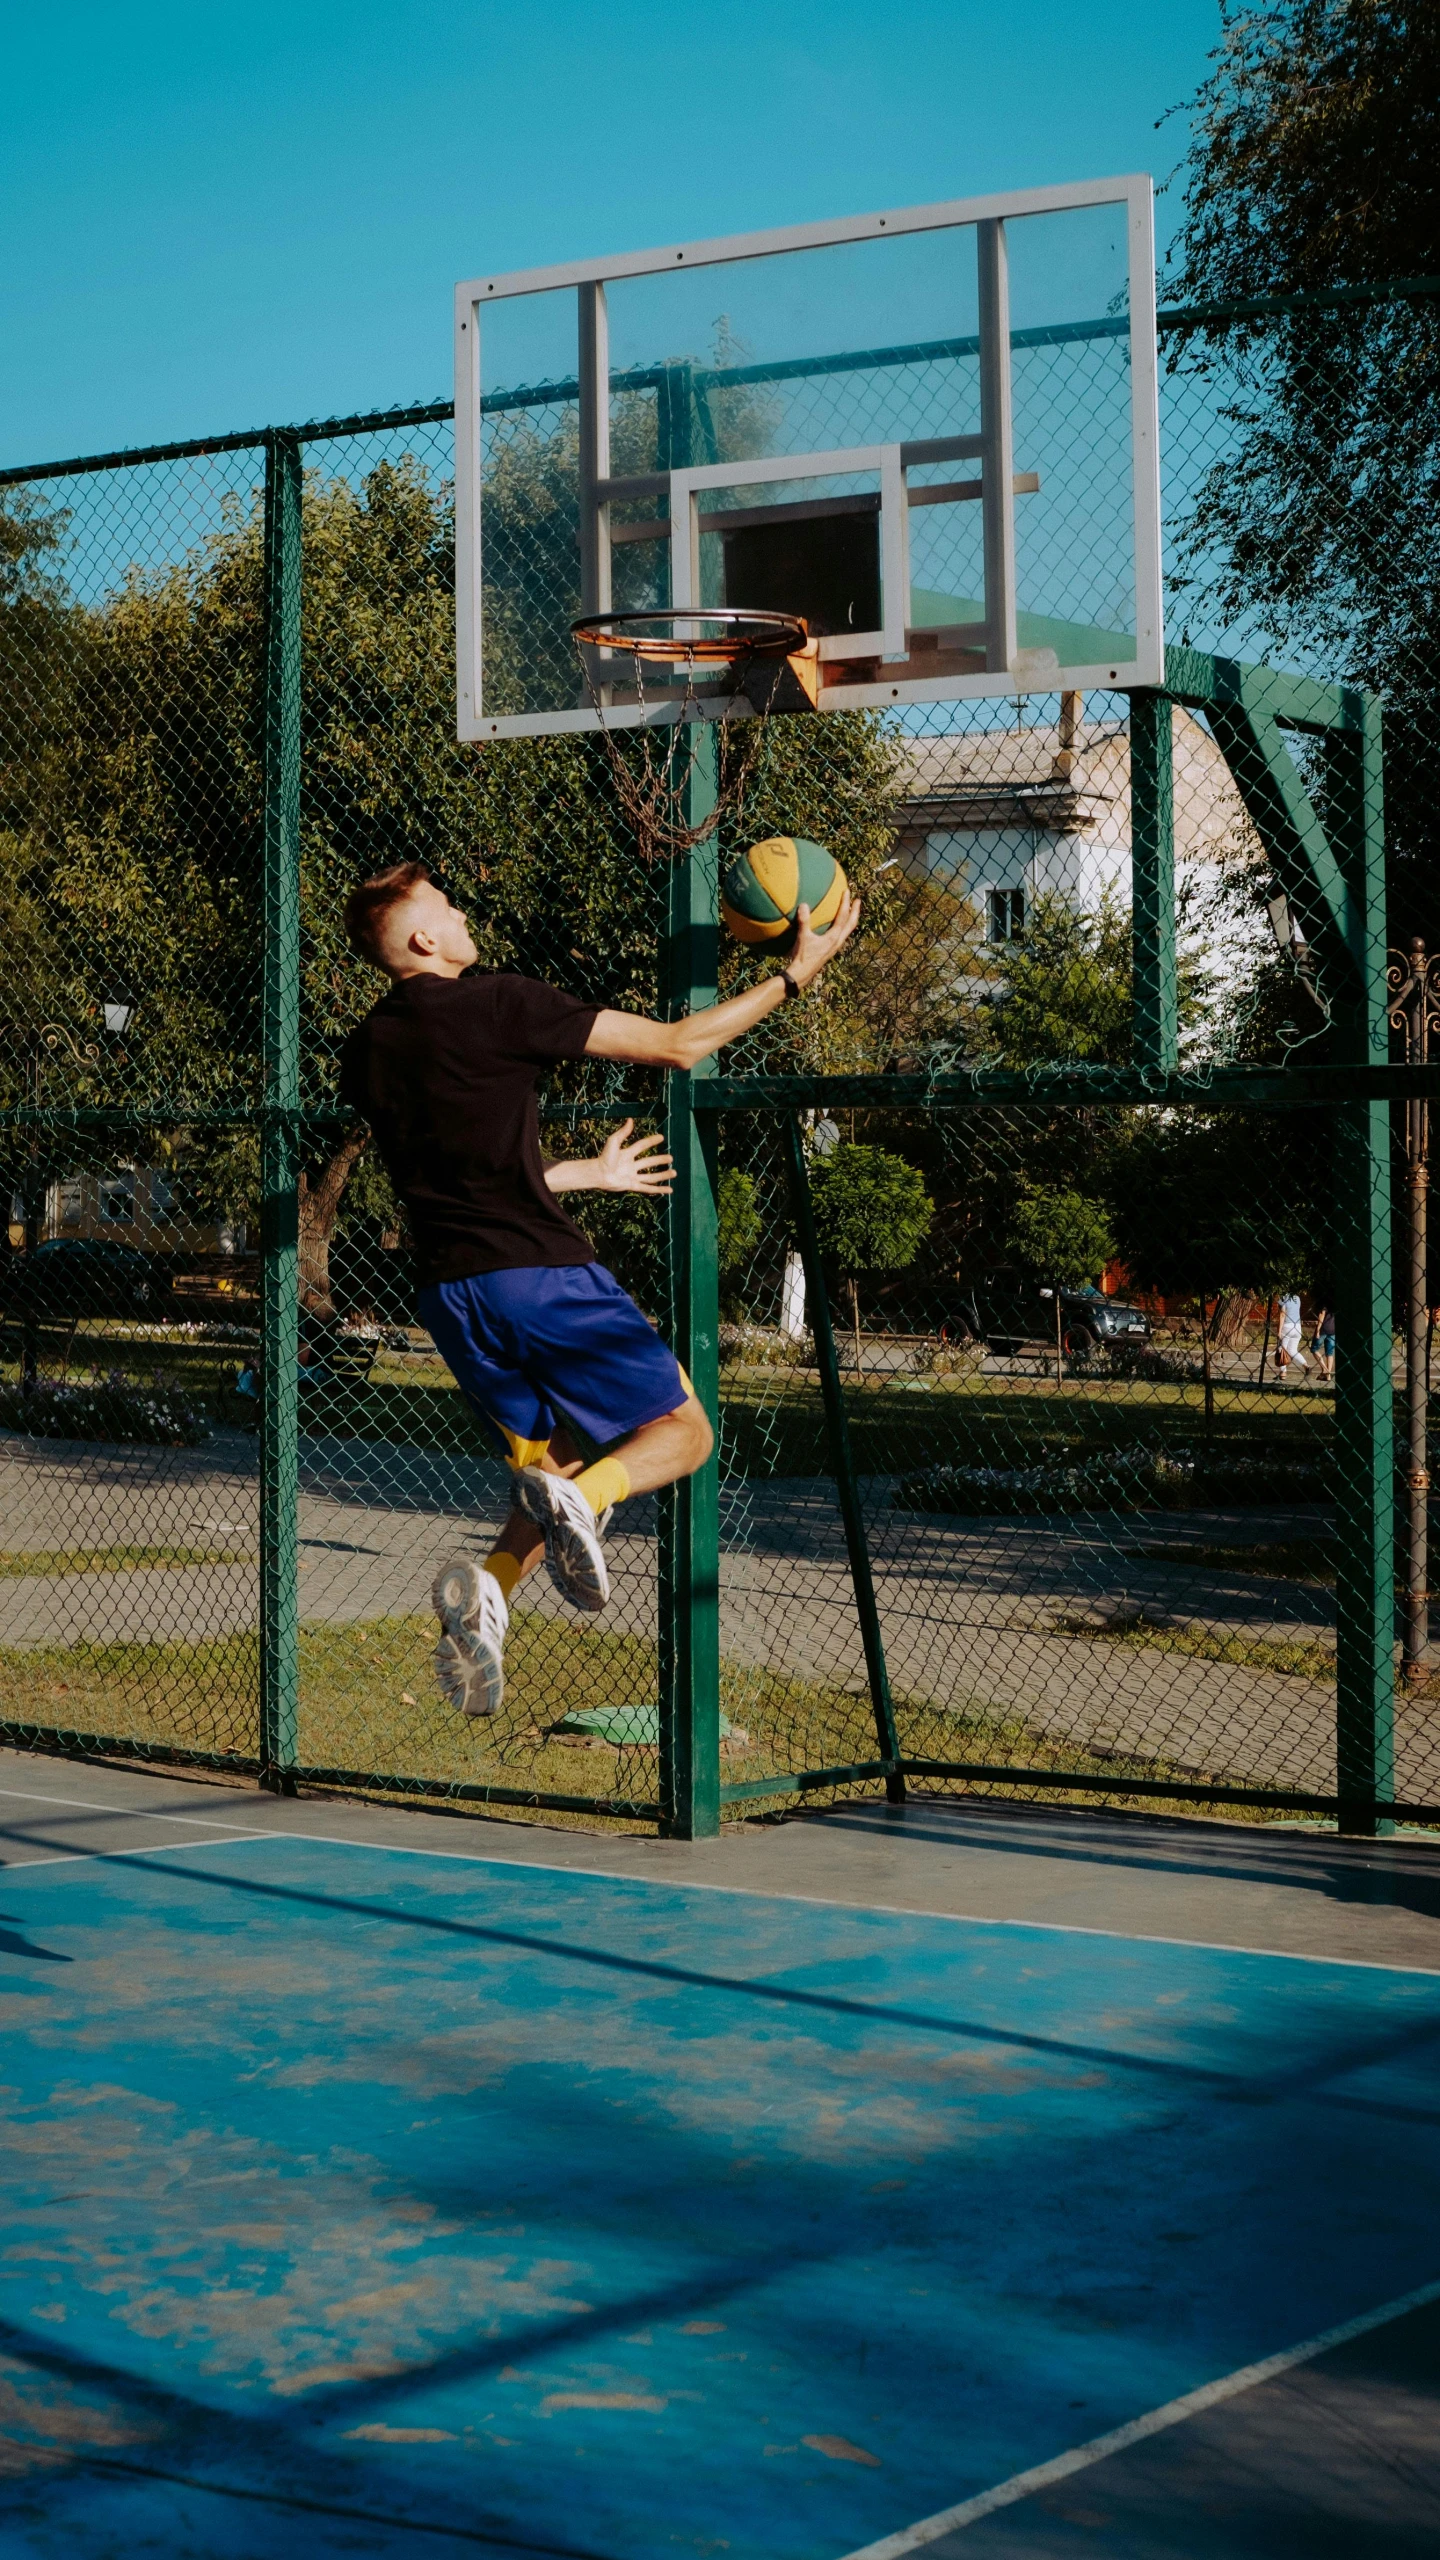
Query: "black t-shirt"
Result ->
[[338, 972, 600, 1286]]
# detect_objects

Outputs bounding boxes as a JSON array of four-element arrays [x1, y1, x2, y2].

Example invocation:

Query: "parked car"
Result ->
[[940, 1271, 1152, 1358], [0, 1238, 173, 1319]]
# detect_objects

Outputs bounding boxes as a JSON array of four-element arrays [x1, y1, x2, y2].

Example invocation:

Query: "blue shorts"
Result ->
[[417, 1263, 688, 1467]]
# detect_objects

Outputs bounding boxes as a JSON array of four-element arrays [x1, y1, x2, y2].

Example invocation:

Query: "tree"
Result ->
[[1009, 1186, 1115, 1289], [0, 451, 911, 1320], [1167, 1, 1440, 305], [1108, 1112, 1318, 1301], [1166, 0, 1440, 937], [969, 893, 1135, 1069], [808, 1141, 934, 1367]]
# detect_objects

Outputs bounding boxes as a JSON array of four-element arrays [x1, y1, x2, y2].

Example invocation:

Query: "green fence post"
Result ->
[[658, 726, 722, 1839], [1329, 693, 1395, 1836], [1131, 690, 1178, 1071], [259, 430, 302, 1795], [782, 1115, 903, 1797]]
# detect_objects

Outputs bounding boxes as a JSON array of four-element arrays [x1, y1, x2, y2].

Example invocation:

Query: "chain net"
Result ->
[[0, 285, 1434, 1828]]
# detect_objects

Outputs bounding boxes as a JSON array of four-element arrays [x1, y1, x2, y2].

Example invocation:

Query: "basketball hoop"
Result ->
[[570, 608, 814, 864], [571, 608, 809, 665]]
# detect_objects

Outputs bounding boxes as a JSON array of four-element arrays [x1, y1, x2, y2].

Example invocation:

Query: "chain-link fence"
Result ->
[[0, 282, 1435, 1835]]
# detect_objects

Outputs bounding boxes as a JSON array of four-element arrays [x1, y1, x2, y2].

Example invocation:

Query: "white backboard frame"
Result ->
[[455, 175, 1162, 741]]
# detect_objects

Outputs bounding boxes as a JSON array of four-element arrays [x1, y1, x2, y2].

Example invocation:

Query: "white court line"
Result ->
[[1, 1779, 1437, 1976], [838, 2275, 1440, 2558], [0, 1784, 289, 1840], [4, 1832, 283, 1873]]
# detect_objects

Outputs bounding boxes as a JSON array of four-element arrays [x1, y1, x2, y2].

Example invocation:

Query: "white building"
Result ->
[[890, 699, 1261, 962]]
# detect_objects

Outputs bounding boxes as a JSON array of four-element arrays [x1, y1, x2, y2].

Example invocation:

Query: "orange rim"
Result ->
[[571, 608, 809, 663]]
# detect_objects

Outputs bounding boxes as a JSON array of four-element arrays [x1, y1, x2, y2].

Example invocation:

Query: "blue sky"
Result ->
[[3, 1, 1223, 467]]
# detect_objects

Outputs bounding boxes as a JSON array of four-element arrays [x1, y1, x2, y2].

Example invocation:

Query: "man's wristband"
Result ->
[[779, 969, 802, 1001]]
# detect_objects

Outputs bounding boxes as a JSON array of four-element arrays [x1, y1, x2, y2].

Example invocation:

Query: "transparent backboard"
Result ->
[[454, 177, 1161, 739]]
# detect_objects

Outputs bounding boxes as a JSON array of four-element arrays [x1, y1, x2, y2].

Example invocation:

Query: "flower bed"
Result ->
[[0, 1378, 211, 1447], [894, 1443, 1328, 1516]]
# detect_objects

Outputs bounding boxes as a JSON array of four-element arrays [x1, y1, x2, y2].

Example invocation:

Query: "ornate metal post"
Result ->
[[1386, 939, 1440, 1682]]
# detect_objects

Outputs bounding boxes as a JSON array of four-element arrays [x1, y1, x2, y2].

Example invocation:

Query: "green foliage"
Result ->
[[1, 448, 911, 1253], [717, 1166, 762, 1273], [1169, 1, 1440, 305], [1108, 1111, 1318, 1297], [969, 893, 1134, 1067], [1168, 1, 1440, 933], [808, 1142, 934, 1276], [1008, 1185, 1116, 1288]]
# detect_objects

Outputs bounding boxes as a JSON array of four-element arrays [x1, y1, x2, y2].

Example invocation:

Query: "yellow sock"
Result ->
[[483, 1549, 523, 1604], [574, 1455, 630, 1518]]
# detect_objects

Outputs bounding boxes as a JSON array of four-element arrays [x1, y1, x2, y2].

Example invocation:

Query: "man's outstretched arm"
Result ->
[[543, 1120, 674, 1195], [583, 896, 860, 1071]]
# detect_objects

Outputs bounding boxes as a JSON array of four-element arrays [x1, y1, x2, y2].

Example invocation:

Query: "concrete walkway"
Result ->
[[0, 1428, 1434, 1803]]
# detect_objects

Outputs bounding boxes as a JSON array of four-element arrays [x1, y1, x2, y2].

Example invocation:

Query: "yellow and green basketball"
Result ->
[[720, 835, 847, 945]]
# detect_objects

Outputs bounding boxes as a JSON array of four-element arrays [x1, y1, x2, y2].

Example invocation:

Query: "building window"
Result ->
[[99, 1170, 136, 1224], [986, 886, 1026, 944]]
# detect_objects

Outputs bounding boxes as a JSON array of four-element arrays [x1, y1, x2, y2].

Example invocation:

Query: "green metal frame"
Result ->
[[1, 335, 1423, 1838], [678, 647, 1399, 1838], [658, 731, 722, 1838], [1130, 692, 1177, 1073], [779, 1115, 904, 1803], [259, 431, 303, 1797]]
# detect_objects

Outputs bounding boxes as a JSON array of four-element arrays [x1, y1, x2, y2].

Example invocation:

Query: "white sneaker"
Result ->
[[431, 1559, 508, 1717], [512, 1468, 611, 1613]]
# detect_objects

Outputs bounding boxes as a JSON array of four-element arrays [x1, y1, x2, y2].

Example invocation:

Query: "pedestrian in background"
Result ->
[[1311, 1307, 1335, 1384], [1276, 1292, 1310, 1374]]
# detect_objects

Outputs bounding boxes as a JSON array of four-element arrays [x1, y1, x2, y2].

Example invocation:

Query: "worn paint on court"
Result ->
[[2, 1838, 1439, 2557]]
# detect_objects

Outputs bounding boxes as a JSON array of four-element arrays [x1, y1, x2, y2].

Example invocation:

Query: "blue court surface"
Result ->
[[3, 1797, 1440, 2558]]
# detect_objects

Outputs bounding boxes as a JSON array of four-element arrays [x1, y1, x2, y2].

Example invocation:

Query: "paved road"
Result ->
[[0, 1428, 1433, 1801]]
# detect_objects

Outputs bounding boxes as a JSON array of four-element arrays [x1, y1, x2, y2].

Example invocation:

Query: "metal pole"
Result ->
[[20, 1060, 40, 1390], [783, 1115, 903, 1796], [1387, 939, 1434, 1683], [658, 723, 721, 1839], [1130, 690, 1178, 1071], [1331, 701, 1394, 1836], [976, 220, 1017, 675], [259, 430, 302, 1795]]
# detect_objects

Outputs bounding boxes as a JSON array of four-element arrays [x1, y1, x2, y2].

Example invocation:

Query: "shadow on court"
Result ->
[[1, 1808, 1439, 2558]]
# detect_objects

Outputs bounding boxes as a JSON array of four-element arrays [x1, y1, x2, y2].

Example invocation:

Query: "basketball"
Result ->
[[720, 835, 848, 945]]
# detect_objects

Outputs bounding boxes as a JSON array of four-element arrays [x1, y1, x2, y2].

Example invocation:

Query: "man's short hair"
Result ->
[[344, 862, 431, 965]]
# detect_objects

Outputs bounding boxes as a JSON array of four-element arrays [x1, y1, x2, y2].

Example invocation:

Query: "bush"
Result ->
[[894, 1443, 1328, 1517], [1067, 1341, 1205, 1384], [809, 1144, 934, 1273], [718, 1323, 809, 1369], [718, 1167, 763, 1273], [0, 1378, 211, 1446], [1009, 1184, 1115, 1288]]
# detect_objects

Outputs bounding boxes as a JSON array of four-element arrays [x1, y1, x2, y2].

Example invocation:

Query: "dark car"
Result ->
[[0, 1238, 172, 1320], [942, 1272, 1152, 1358]]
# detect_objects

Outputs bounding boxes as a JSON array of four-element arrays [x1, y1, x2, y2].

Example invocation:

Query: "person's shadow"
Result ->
[[0, 1914, 72, 1962]]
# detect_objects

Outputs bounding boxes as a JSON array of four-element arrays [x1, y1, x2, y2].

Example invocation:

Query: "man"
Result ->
[[1275, 1291, 1310, 1376], [339, 860, 860, 1717]]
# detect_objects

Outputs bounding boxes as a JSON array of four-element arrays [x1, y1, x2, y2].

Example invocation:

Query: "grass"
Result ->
[[1123, 1540, 1337, 1587], [2, 1321, 1343, 1478], [1056, 1610, 1336, 1683], [0, 1605, 1306, 1828], [719, 1369, 1336, 1484], [0, 1546, 256, 1576]]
